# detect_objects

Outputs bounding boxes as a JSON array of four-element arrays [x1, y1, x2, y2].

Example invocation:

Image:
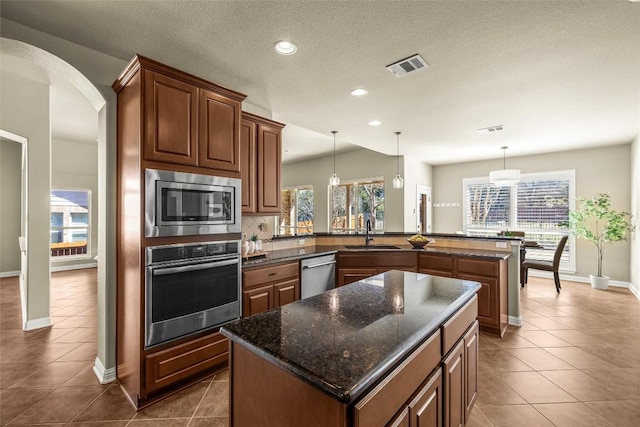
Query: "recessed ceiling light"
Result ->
[[274, 40, 297, 55], [350, 88, 368, 97], [368, 120, 381, 126]]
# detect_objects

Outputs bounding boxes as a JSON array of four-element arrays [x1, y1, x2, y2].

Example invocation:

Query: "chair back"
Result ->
[[552, 235, 569, 269]]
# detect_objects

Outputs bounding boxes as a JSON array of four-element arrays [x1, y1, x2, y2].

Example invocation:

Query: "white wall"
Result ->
[[0, 70, 51, 324], [51, 139, 99, 268], [0, 139, 22, 273], [630, 135, 639, 296], [432, 144, 632, 282]]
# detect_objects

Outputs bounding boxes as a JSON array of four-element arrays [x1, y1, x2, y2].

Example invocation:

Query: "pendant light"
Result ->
[[489, 146, 520, 186], [328, 131, 340, 186], [392, 131, 404, 189]]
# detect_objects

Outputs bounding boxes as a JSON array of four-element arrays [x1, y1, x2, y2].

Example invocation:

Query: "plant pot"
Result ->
[[589, 274, 609, 290]]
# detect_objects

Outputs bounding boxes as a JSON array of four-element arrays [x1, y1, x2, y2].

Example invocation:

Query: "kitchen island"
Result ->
[[221, 270, 481, 426]]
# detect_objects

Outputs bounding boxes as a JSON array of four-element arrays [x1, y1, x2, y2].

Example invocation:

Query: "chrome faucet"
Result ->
[[365, 219, 374, 246]]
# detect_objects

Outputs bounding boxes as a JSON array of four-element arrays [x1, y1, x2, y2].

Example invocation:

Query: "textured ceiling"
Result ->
[[1, 0, 638, 164]]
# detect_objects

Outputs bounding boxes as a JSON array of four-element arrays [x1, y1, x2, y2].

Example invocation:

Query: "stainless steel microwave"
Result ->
[[145, 168, 241, 237]]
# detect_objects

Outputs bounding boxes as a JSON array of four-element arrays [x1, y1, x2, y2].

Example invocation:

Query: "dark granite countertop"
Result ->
[[221, 270, 481, 403], [242, 244, 509, 269]]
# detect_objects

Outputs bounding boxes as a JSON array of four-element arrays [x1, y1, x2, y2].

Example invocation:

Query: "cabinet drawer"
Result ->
[[353, 330, 441, 427], [243, 261, 299, 288], [456, 257, 499, 277], [418, 253, 454, 273], [145, 332, 228, 394], [441, 295, 477, 356]]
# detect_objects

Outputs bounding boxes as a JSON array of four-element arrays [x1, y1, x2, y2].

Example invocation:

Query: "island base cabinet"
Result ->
[[408, 368, 443, 427]]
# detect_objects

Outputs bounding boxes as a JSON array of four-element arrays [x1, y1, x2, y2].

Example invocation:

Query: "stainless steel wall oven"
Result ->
[[145, 168, 241, 237], [145, 240, 241, 348]]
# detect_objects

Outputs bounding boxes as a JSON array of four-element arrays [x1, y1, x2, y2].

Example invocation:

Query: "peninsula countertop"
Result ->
[[221, 270, 482, 403], [242, 244, 510, 269]]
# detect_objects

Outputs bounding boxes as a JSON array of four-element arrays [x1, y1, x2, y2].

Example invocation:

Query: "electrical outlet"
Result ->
[[496, 242, 507, 249], [298, 239, 305, 245]]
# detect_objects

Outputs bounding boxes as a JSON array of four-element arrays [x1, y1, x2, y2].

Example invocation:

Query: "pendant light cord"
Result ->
[[395, 131, 401, 174], [332, 130, 337, 174]]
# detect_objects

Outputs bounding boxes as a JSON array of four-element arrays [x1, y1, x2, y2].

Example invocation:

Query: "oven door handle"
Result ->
[[152, 258, 239, 276]]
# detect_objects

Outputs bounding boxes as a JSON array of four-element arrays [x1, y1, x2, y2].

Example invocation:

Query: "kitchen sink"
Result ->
[[344, 245, 400, 250]]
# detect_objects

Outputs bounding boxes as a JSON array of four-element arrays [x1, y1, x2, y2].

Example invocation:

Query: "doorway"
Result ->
[[417, 185, 432, 234]]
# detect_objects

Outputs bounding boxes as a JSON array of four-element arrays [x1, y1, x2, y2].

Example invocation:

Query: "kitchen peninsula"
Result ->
[[222, 270, 482, 426]]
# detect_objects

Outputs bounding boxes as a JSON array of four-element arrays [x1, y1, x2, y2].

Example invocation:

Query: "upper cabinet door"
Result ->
[[240, 118, 257, 213], [257, 123, 282, 213], [199, 88, 241, 173], [144, 70, 198, 166]]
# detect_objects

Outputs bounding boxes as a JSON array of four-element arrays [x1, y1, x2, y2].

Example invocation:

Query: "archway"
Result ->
[[0, 38, 114, 383]]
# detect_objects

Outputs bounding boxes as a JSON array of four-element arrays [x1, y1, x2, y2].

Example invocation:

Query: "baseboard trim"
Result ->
[[93, 357, 116, 384], [0, 270, 20, 278], [24, 317, 51, 331], [629, 285, 640, 301], [51, 262, 97, 272], [508, 315, 523, 326], [528, 271, 631, 288]]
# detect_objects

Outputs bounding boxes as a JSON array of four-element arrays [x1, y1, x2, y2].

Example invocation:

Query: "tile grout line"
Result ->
[[186, 374, 216, 425]]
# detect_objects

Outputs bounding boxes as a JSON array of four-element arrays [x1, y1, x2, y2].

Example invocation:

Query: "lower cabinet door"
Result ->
[[273, 278, 300, 308], [443, 340, 465, 427], [388, 407, 410, 427], [464, 322, 479, 422], [242, 284, 273, 317], [338, 268, 378, 287], [409, 367, 443, 427]]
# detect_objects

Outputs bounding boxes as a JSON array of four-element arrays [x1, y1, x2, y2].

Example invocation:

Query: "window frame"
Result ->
[[462, 170, 576, 273], [328, 177, 385, 234], [277, 185, 314, 236], [50, 188, 92, 261]]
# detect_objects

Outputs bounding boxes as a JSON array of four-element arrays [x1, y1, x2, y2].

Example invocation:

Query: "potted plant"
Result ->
[[568, 192, 634, 290]]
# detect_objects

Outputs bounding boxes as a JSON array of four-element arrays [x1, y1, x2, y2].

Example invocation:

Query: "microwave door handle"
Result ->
[[153, 258, 239, 276]]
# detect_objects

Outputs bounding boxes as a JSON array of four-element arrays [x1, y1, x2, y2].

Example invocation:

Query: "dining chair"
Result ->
[[521, 235, 568, 293]]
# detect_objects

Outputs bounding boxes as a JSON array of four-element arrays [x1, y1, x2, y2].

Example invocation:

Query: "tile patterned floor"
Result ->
[[1, 269, 639, 426]]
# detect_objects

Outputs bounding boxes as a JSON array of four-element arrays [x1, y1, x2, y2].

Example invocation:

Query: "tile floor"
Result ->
[[1, 269, 639, 426]]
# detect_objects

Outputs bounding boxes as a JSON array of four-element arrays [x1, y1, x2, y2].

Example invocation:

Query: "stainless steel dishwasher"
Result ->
[[300, 254, 336, 299]]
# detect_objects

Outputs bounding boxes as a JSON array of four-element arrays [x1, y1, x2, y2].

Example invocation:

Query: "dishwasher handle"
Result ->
[[302, 260, 336, 270]]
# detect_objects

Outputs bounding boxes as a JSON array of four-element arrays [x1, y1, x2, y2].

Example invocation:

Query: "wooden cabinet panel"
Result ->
[[441, 295, 478, 356], [443, 340, 465, 427], [457, 273, 497, 328], [240, 118, 256, 212], [418, 253, 454, 277], [388, 407, 410, 427], [243, 284, 273, 317], [145, 331, 228, 394], [144, 70, 198, 166], [338, 268, 378, 287], [274, 278, 300, 308], [241, 112, 285, 215], [353, 331, 441, 427], [198, 88, 241, 172], [464, 322, 479, 423], [244, 262, 299, 289], [457, 257, 498, 277], [409, 368, 442, 427], [257, 123, 282, 213]]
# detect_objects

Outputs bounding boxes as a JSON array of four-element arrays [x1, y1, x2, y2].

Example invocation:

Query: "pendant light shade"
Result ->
[[329, 131, 340, 186], [490, 146, 520, 186], [392, 131, 404, 189]]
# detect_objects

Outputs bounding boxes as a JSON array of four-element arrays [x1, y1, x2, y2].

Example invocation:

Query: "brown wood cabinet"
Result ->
[[242, 261, 300, 316], [240, 112, 285, 214], [112, 55, 246, 408], [443, 320, 478, 427], [117, 55, 246, 175], [419, 253, 508, 337], [337, 252, 417, 287]]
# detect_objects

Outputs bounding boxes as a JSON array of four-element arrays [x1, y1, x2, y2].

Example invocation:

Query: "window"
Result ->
[[330, 179, 385, 233], [279, 187, 314, 235], [50, 190, 91, 258], [463, 170, 575, 271]]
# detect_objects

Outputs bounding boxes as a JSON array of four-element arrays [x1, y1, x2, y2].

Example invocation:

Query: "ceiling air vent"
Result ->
[[386, 54, 429, 78], [476, 125, 504, 134]]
